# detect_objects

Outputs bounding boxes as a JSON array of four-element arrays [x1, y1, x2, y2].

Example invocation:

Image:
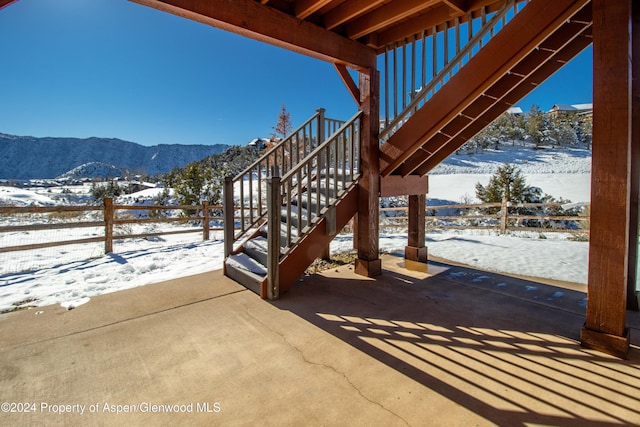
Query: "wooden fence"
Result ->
[[0, 197, 223, 255], [379, 198, 590, 235], [0, 197, 589, 258]]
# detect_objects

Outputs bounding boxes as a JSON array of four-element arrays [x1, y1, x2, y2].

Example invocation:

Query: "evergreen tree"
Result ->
[[577, 116, 592, 149], [525, 105, 554, 148], [475, 163, 529, 203], [173, 162, 213, 206], [91, 180, 123, 202], [170, 145, 262, 212]]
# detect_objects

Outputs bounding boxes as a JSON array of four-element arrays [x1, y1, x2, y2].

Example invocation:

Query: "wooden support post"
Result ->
[[317, 107, 331, 258], [500, 196, 508, 235], [104, 197, 114, 254], [628, 0, 640, 311], [317, 107, 325, 145], [355, 68, 381, 277], [322, 205, 336, 260], [405, 194, 427, 263], [581, 0, 633, 358], [202, 200, 210, 241], [267, 177, 281, 300], [223, 177, 234, 258]]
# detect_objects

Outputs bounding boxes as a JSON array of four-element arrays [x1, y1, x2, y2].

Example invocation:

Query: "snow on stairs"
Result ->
[[223, 173, 358, 298]]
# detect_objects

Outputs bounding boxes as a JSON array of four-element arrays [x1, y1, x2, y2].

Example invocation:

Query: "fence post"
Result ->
[[500, 196, 508, 235], [223, 177, 234, 258], [104, 197, 114, 253], [202, 200, 210, 241], [267, 176, 281, 300]]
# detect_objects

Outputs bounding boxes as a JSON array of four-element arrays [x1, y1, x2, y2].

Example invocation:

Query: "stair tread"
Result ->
[[260, 222, 298, 235], [226, 252, 267, 277], [245, 236, 268, 253], [281, 205, 318, 218]]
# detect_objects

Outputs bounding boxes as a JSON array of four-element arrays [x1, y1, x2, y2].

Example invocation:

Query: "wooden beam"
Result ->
[[405, 194, 427, 263], [374, 4, 455, 50], [354, 68, 381, 277], [334, 64, 360, 106], [443, 0, 467, 15], [629, 0, 640, 311], [295, 0, 333, 20], [380, 175, 428, 197], [581, 0, 632, 358], [323, 0, 385, 30], [372, 0, 521, 51], [344, 0, 440, 40], [0, 0, 18, 9], [130, 0, 376, 71], [412, 24, 592, 176]]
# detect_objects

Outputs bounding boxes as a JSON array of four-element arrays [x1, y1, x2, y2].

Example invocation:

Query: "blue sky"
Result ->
[[0, 0, 593, 147]]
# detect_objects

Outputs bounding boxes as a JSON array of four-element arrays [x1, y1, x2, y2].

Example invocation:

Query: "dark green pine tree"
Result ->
[[475, 163, 529, 203]]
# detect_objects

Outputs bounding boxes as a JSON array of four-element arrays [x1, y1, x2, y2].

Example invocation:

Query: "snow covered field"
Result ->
[[0, 146, 593, 313]]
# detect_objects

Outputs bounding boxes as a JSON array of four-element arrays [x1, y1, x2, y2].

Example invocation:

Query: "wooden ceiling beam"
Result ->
[[374, 4, 454, 50], [344, 0, 441, 40], [334, 63, 361, 106], [373, 0, 517, 50], [0, 0, 18, 10], [295, 0, 333, 20], [130, 0, 376, 70], [443, 0, 467, 15], [323, 0, 385, 31]]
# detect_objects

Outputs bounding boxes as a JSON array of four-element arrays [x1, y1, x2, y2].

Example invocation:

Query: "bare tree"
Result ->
[[271, 104, 292, 140]]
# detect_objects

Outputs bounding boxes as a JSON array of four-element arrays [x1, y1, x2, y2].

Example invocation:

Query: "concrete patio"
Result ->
[[1, 255, 640, 426]]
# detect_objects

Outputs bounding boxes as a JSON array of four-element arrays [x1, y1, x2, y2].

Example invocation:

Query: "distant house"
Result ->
[[548, 103, 593, 119], [247, 137, 275, 150], [506, 106, 523, 115]]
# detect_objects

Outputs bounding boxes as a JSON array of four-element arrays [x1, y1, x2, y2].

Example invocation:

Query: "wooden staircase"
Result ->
[[223, 112, 361, 299], [222, 0, 593, 299], [379, 0, 592, 177]]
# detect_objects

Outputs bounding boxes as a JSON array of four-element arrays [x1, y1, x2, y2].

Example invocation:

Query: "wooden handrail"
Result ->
[[277, 111, 362, 253], [380, 0, 524, 142], [223, 108, 346, 254]]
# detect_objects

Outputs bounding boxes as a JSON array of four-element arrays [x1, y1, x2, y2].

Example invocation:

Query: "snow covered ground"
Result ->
[[0, 146, 593, 313]]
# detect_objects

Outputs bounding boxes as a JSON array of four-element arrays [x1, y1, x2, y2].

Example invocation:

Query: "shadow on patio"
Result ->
[[275, 256, 640, 426], [1, 255, 639, 426]]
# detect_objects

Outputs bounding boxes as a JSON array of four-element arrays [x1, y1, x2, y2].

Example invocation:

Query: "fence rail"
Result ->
[[0, 198, 224, 255], [0, 197, 589, 259], [380, 199, 590, 235]]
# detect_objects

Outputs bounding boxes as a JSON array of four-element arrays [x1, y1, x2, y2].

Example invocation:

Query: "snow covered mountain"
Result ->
[[0, 133, 229, 179], [56, 162, 126, 180]]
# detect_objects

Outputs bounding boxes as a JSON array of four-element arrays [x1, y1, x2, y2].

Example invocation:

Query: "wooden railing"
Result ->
[[380, 0, 527, 142], [267, 111, 362, 296], [270, 110, 362, 254], [0, 197, 224, 255], [0, 195, 588, 268], [223, 108, 345, 257], [380, 199, 590, 235]]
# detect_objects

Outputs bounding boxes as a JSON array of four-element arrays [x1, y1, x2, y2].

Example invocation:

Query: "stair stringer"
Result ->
[[378, 0, 592, 177], [276, 183, 358, 295]]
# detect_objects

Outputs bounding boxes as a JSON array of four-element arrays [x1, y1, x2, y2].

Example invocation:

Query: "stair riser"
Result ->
[[225, 263, 265, 297], [244, 246, 268, 267]]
